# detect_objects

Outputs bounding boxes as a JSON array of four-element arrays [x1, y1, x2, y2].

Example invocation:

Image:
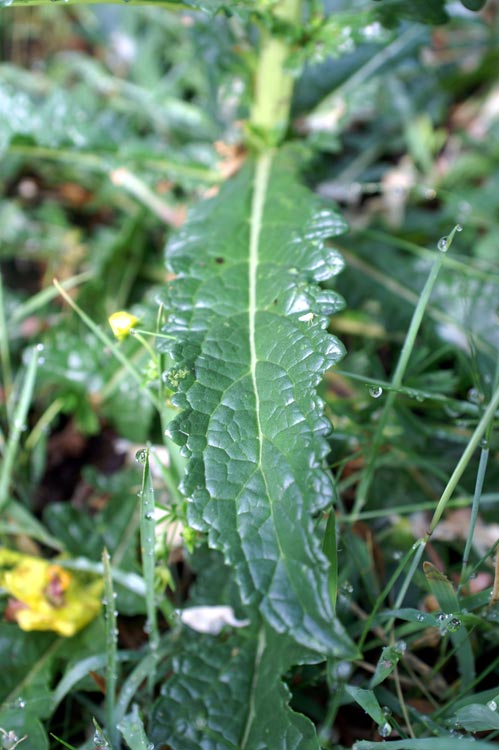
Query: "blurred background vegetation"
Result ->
[[1, 1, 499, 747]]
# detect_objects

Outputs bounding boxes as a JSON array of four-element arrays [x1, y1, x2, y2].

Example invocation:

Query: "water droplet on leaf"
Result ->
[[368, 385, 383, 399], [334, 661, 353, 680], [135, 449, 147, 463], [447, 617, 461, 632], [487, 700, 498, 711], [467, 388, 483, 404], [92, 730, 110, 747], [378, 722, 392, 738], [438, 236, 449, 252]]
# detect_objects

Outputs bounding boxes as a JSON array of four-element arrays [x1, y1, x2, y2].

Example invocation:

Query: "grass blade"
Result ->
[[0, 345, 39, 512], [138, 449, 160, 687], [353, 225, 462, 517], [102, 548, 119, 749], [118, 704, 152, 750]]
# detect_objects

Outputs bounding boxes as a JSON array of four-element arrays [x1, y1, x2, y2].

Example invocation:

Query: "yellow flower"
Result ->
[[0, 548, 104, 637], [108, 310, 140, 341]]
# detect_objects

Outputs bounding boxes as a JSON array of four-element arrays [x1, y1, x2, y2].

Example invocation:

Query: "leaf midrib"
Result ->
[[248, 152, 273, 470], [240, 626, 266, 749]]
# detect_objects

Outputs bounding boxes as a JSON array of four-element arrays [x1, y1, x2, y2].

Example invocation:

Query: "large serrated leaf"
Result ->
[[162, 150, 355, 657], [150, 626, 321, 750]]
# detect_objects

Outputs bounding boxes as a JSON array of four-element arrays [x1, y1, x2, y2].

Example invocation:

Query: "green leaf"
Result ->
[[371, 0, 450, 26], [345, 685, 386, 726], [150, 625, 322, 750], [0, 710, 48, 750], [460, 0, 486, 9], [0, 625, 61, 750], [354, 740, 499, 750], [423, 562, 475, 686], [454, 703, 499, 731], [0, 625, 58, 719], [369, 644, 403, 688], [118, 704, 152, 750], [162, 150, 354, 657]]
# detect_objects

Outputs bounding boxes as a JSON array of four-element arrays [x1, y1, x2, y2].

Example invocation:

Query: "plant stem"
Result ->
[[352, 226, 461, 518], [54, 278, 162, 412], [138, 450, 160, 692], [0, 273, 13, 421], [392, 378, 499, 610], [7, 143, 220, 183], [458, 445, 489, 592], [0, 346, 39, 512], [250, 0, 302, 146], [102, 548, 119, 749]]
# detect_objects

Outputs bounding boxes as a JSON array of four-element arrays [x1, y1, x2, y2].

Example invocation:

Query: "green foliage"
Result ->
[[151, 626, 323, 750], [372, 0, 487, 26], [372, 0, 450, 26], [163, 150, 353, 655]]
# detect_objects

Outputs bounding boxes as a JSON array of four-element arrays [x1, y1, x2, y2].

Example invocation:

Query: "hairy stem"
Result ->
[[250, 0, 302, 145]]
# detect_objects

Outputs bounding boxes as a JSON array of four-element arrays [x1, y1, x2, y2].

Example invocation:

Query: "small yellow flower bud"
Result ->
[[108, 311, 140, 341]]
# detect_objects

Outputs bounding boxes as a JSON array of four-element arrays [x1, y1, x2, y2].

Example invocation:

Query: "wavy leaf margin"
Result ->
[[162, 149, 354, 657]]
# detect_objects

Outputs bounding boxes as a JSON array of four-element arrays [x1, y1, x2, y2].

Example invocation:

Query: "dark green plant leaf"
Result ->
[[454, 702, 499, 731], [0, 625, 59, 750], [344, 685, 386, 726], [150, 625, 322, 750], [0, 625, 57, 718], [355, 740, 499, 750], [118, 704, 152, 750], [162, 150, 355, 656], [0, 710, 48, 750], [369, 644, 403, 688], [460, 0, 487, 9], [371, 0, 450, 26], [423, 562, 475, 686], [372, 0, 486, 28]]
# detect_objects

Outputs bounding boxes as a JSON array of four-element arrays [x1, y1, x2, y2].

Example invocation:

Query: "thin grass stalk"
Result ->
[[429, 380, 499, 535], [390, 378, 499, 614], [0, 273, 13, 421], [53, 279, 162, 412], [138, 449, 160, 692], [7, 143, 221, 183], [0, 346, 39, 512], [358, 544, 420, 651], [353, 226, 462, 518], [115, 650, 162, 726], [458, 445, 489, 593], [25, 396, 65, 452], [102, 548, 119, 749], [10, 272, 92, 326]]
